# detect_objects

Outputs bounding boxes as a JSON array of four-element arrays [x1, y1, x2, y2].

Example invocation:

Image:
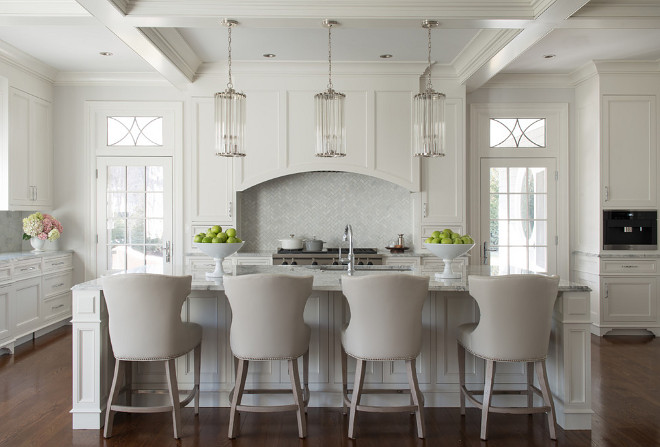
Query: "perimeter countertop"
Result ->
[[73, 264, 589, 293], [0, 250, 73, 262]]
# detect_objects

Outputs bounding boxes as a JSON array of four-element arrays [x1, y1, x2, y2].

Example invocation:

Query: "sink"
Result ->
[[304, 264, 413, 272]]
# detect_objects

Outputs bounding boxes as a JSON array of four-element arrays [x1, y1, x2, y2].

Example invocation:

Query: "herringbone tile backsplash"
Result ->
[[239, 172, 413, 251]]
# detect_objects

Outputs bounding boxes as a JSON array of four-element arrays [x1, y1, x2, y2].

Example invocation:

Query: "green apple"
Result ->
[[432, 237, 441, 244], [227, 236, 238, 243], [425, 237, 434, 243], [454, 238, 463, 244], [217, 232, 228, 242], [193, 235, 203, 243], [431, 230, 441, 238], [226, 228, 237, 237], [462, 236, 474, 244], [212, 236, 222, 243], [441, 237, 453, 244], [451, 233, 461, 239], [235, 237, 242, 243], [206, 230, 217, 237], [443, 228, 453, 234], [202, 236, 213, 243], [211, 225, 222, 234]]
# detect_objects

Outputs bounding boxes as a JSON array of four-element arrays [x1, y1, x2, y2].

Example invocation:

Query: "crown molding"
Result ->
[[0, 40, 57, 83], [54, 71, 170, 87], [454, 29, 520, 86], [593, 59, 660, 74], [0, 0, 88, 16], [569, 61, 598, 86]]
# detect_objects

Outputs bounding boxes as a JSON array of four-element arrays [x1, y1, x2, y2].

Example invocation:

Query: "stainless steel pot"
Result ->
[[279, 234, 303, 250], [303, 237, 324, 252]]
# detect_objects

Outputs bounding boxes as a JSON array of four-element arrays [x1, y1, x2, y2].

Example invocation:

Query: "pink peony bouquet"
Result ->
[[22, 212, 64, 241]]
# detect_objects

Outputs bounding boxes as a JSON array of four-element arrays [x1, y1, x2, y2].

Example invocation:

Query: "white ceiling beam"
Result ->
[[74, 0, 197, 89], [463, 0, 592, 92]]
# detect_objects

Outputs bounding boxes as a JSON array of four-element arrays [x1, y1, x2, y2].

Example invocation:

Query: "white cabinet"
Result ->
[[0, 284, 13, 345], [601, 95, 657, 208], [190, 97, 234, 224], [4, 88, 53, 210], [602, 277, 657, 323], [420, 98, 465, 226], [13, 276, 41, 335]]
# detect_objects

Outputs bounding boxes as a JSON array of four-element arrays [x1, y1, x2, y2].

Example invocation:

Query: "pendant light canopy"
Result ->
[[413, 20, 446, 158], [215, 19, 246, 157], [315, 20, 346, 158]]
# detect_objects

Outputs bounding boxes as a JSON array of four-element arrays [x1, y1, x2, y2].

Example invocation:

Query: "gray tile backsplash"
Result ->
[[0, 211, 24, 253], [239, 172, 413, 251]]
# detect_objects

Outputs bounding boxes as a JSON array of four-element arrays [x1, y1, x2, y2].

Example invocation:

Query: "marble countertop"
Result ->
[[0, 250, 73, 262], [73, 264, 590, 293], [573, 250, 660, 259], [186, 250, 445, 258]]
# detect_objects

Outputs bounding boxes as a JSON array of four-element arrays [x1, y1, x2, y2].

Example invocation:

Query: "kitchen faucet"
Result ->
[[341, 224, 355, 276]]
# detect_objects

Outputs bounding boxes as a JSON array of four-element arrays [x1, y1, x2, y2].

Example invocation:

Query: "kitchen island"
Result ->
[[71, 265, 592, 431]]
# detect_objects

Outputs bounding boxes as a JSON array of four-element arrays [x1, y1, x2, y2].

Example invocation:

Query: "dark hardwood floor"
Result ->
[[1, 326, 658, 446]]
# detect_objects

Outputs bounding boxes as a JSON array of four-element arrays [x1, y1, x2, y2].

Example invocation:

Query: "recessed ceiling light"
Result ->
[[543, 54, 556, 59], [263, 53, 276, 58], [380, 54, 393, 59], [99, 52, 113, 57]]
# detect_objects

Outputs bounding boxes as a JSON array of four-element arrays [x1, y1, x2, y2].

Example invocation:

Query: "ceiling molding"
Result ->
[[109, 0, 129, 14], [482, 72, 574, 89], [54, 71, 170, 86], [593, 59, 660, 74], [453, 29, 521, 86], [74, 0, 194, 90], [0, 39, 57, 83], [197, 60, 437, 77], [569, 61, 598, 86], [463, 0, 591, 92], [140, 27, 201, 81], [0, 1, 89, 16]]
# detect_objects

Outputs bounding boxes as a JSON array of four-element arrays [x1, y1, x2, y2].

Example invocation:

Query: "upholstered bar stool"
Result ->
[[101, 274, 202, 439], [457, 274, 560, 440], [340, 274, 430, 439], [223, 273, 314, 439]]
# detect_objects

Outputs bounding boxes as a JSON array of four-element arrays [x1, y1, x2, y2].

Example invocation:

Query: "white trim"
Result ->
[[0, 40, 57, 84], [55, 72, 169, 87]]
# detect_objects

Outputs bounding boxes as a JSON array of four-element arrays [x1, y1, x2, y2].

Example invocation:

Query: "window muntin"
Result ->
[[490, 118, 546, 148], [107, 116, 163, 146]]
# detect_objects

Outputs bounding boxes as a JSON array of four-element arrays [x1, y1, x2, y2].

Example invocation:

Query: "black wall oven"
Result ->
[[603, 210, 657, 250]]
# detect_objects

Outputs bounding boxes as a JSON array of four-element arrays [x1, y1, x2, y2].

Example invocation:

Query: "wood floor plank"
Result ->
[[1, 327, 659, 446]]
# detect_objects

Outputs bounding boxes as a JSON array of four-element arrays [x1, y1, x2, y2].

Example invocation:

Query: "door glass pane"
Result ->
[[509, 220, 529, 246], [147, 219, 163, 245], [127, 193, 145, 217], [107, 166, 126, 191], [510, 247, 528, 271], [108, 245, 126, 271], [127, 219, 145, 244], [530, 220, 547, 246], [126, 245, 145, 270], [147, 166, 164, 192], [490, 194, 507, 220], [509, 168, 528, 193], [530, 167, 547, 193], [529, 246, 548, 272], [127, 166, 145, 191], [107, 193, 126, 218], [146, 193, 163, 218], [107, 219, 126, 244], [489, 167, 508, 193], [489, 246, 508, 273]]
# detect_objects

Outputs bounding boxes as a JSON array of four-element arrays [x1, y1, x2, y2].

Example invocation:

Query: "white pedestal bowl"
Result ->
[[424, 243, 475, 279], [193, 242, 244, 279]]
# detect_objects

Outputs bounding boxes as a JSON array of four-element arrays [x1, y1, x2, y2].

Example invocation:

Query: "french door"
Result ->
[[480, 158, 557, 274], [96, 157, 173, 275]]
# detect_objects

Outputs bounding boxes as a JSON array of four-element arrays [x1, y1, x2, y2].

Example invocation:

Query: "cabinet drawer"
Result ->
[[43, 292, 71, 321], [43, 254, 73, 272], [43, 271, 73, 298], [383, 256, 420, 268], [13, 259, 42, 279], [187, 258, 231, 281], [601, 260, 657, 275], [0, 263, 11, 284]]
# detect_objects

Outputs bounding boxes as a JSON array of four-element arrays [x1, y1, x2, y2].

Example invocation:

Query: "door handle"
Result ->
[[163, 241, 171, 263]]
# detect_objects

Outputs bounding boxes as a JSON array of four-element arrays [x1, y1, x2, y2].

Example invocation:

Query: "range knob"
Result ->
[[367, 261, 373, 265], [332, 258, 339, 265], [290, 258, 297, 265], [357, 259, 364, 265], [281, 260, 288, 265], [311, 259, 318, 265]]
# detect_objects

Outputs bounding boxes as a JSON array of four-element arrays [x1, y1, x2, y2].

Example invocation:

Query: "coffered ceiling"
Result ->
[[0, 0, 659, 90]]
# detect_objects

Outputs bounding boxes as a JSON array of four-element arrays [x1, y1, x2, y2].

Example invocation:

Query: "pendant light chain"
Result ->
[[327, 24, 333, 90], [426, 25, 433, 92], [227, 24, 233, 89]]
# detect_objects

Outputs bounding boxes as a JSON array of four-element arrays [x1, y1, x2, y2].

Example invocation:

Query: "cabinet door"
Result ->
[[8, 89, 32, 206], [0, 284, 13, 344], [29, 96, 53, 207], [421, 98, 465, 224], [13, 277, 41, 336], [190, 98, 234, 223], [602, 277, 657, 323], [602, 95, 657, 208]]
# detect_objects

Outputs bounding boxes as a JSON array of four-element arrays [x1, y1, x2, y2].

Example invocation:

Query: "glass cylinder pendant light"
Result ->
[[315, 20, 346, 157], [215, 19, 246, 157], [413, 20, 446, 157]]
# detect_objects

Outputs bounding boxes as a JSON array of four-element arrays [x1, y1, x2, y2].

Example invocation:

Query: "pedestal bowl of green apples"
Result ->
[[192, 225, 244, 279], [424, 229, 475, 279]]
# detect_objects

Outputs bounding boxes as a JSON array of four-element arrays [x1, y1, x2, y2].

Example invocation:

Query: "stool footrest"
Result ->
[[111, 404, 173, 413], [236, 404, 299, 413], [461, 386, 551, 414]]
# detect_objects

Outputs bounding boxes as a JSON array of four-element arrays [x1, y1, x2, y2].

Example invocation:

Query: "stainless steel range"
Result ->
[[272, 248, 382, 266]]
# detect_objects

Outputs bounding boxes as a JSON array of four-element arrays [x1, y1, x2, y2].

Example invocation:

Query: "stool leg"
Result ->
[[194, 344, 201, 415], [103, 359, 124, 438], [303, 350, 310, 409], [166, 359, 181, 439], [406, 359, 425, 439], [527, 361, 535, 409], [536, 360, 557, 440], [289, 358, 307, 438], [480, 359, 496, 441], [341, 345, 348, 415], [457, 343, 466, 415], [228, 358, 248, 439], [348, 358, 366, 439], [124, 361, 132, 407]]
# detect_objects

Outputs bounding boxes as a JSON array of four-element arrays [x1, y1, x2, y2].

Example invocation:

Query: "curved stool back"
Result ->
[[340, 274, 430, 439], [102, 274, 202, 439], [223, 273, 314, 439], [457, 274, 560, 440]]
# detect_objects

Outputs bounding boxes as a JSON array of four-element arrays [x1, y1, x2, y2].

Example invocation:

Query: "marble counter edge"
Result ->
[[573, 250, 660, 259], [0, 250, 74, 262]]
